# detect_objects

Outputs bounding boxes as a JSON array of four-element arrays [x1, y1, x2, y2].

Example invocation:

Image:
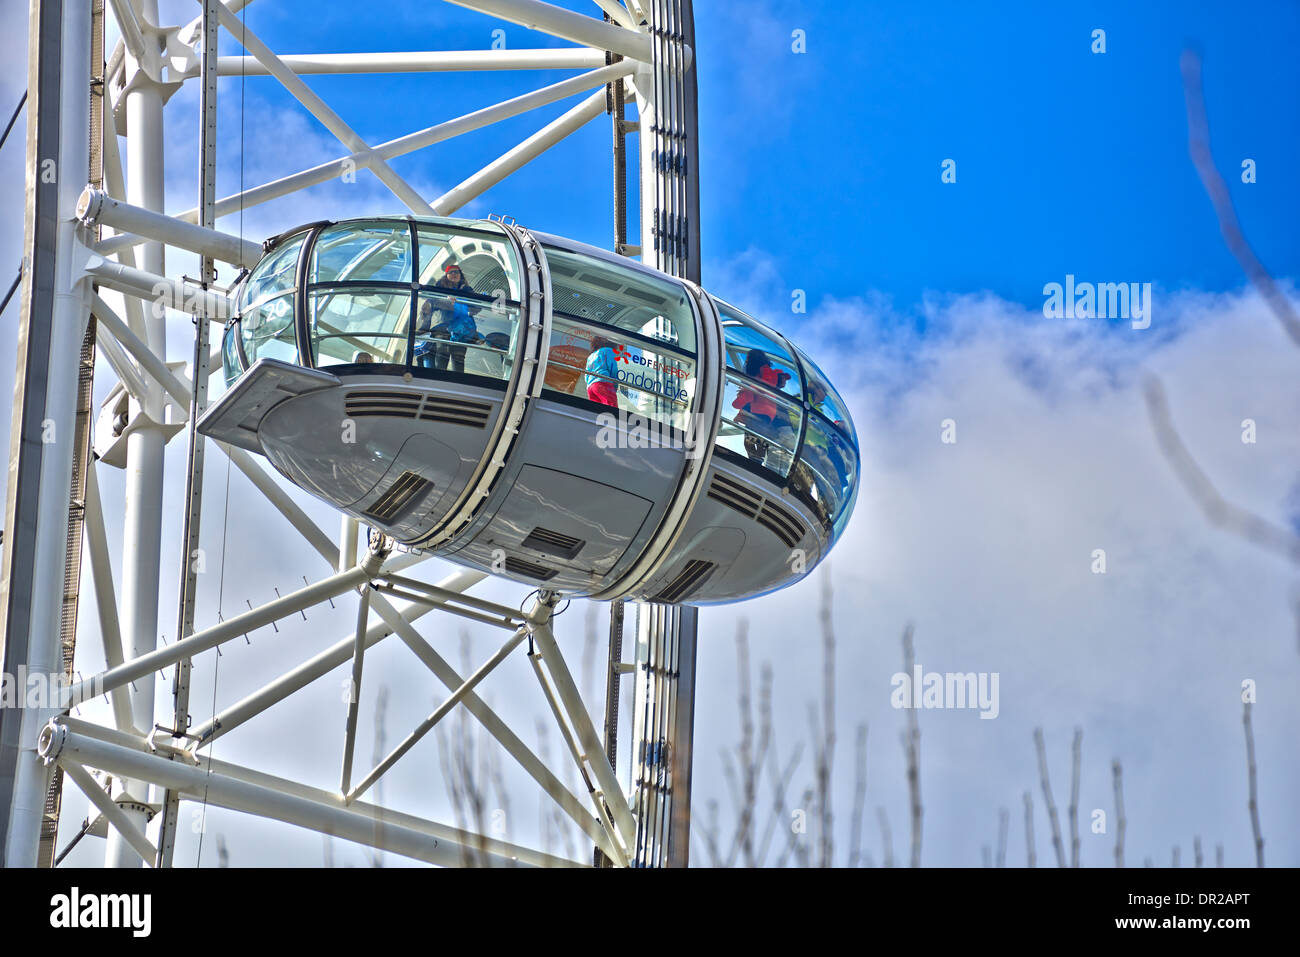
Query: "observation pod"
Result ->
[[200, 216, 858, 604]]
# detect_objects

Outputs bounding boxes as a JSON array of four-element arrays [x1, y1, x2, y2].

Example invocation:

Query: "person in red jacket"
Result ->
[[733, 349, 795, 466]]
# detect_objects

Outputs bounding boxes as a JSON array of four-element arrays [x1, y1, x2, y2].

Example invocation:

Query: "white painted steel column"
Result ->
[[107, 0, 167, 867], [1, 0, 93, 867]]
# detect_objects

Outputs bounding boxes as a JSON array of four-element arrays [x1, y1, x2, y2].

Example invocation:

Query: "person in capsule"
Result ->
[[584, 334, 620, 407], [733, 349, 796, 464], [415, 259, 482, 374]]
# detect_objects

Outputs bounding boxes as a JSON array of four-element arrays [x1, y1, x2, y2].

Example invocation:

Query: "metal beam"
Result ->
[[431, 90, 606, 215], [365, 591, 618, 859], [62, 554, 388, 709], [44, 721, 569, 868], [217, 48, 607, 74], [347, 624, 530, 803], [209, 0, 432, 215], [62, 763, 156, 866], [188, 569, 486, 747], [80, 188, 262, 267], [447, 0, 653, 61]]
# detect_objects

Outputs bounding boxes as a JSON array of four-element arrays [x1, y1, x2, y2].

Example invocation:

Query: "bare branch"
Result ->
[[900, 623, 922, 867], [996, 806, 1008, 868], [776, 787, 814, 868], [1112, 759, 1126, 869], [877, 806, 895, 869], [1143, 376, 1300, 565], [1033, 727, 1066, 867], [1243, 699, 1265, 866], [816, 569, 836, 868], [1023, 790, 1036, 869], [1180, 48, 1300, 349], [1194, 835, 1203, 868], [848, 723, 869, 867], [1069, 727, 1082, 868]]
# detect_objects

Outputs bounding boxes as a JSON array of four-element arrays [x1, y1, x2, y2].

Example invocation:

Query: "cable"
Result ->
[[0, 90, 25, 154], [0, 265, 21, 318]]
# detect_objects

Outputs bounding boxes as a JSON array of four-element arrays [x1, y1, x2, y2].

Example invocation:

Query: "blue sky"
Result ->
[[1, 1, 1298, 868], [149, 0, 1300, 314]]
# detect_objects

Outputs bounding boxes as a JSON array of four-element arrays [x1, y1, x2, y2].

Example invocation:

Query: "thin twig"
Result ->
[[1243, 699, 1265, 866], [996, 807, 1008, 868], [900, 624, 922, 867], [848, 723, 869, 867], [1112, 759, 1126, 869], [1023, 791, 1036, 869], [877, 806, 895, 869], [1143, 377, 1300, 565], [816, 569, 836, 868], [1033, 727, 1066, 867], [1069, 727, 1082, 868], [1180, 48, 1300, 348]]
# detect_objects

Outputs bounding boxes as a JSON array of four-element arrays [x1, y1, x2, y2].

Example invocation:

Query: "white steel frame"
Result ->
[[1, 0, 702, 868]]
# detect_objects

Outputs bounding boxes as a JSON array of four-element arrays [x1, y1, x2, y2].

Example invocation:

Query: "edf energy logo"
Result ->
[[611, 344, 688, 401]]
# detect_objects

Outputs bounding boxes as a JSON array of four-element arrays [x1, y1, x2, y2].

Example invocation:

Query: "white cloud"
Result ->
[[690, 265, 1300, 866]]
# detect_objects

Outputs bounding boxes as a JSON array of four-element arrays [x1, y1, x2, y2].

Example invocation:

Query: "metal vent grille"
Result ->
[[706, 473, 761, 518], [346, 390, 420, 418], [521, 526, 584, 560], [707, 473, 807, 548], [757, 498, 804, 549], [504, 555, 556, 581], [418, 395, 491, 428], [363, 471, 432, 524], [344, 390, 491, 428], [651, 559, 716, 604]]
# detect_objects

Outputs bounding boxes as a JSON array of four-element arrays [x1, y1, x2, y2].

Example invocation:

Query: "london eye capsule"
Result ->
[[199, 216, 858, 604]]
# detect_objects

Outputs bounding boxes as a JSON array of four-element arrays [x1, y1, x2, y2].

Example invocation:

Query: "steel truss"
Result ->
[[0, 0, 701, 868]]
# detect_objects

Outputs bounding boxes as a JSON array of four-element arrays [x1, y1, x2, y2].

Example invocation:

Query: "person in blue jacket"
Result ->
[[585, 335, 619, 406], [416, 260, 481, 373]]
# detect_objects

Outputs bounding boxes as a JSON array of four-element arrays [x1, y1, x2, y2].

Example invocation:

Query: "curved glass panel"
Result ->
[[543, 244, 697, 355], [417, 223, 522, 301], [715, 300, 801, 399], [240, 294, 298, 365], [796, 347, 854, 440], [243, 231, 307, 309], [794, 413, 857, 541], [545, 314, 694, 431], [717, 372, 802, 478], [412, 290, 519, 381], [221, 321, 242, 386], [310, 221, 412, 284], [310, 288, 412, 366]]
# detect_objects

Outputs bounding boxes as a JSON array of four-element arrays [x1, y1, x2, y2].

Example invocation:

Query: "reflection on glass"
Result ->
[[416, 224, 521, 301], [310, 222, 411, 284], [412, 291, 517, 381], [544, 315, 693, 431], [222, 321, 242, 386], [717, 373, 801, 477], [796, 348, 853, 439], [310, 289, 410, 366], [716, 300, 801, 399], [793, 414, 856, 537], [544, 244, 697, 355], [243, 232, 306, 308], [240, 294, 297, 365]]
